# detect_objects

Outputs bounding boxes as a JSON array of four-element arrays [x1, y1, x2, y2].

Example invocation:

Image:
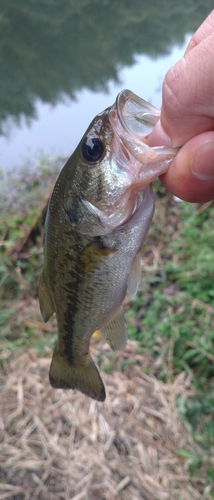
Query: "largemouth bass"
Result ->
[[39, 90, 177, 401]]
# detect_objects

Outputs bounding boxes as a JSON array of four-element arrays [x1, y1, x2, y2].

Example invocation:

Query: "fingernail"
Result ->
[[191, 142, 214, 181]]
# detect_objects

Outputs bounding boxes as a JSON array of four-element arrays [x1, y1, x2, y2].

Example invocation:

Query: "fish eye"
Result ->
[[82, 137, 104, 163]]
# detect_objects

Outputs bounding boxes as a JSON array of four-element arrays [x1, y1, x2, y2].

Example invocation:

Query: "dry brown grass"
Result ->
[[0, 340, 211, 500]]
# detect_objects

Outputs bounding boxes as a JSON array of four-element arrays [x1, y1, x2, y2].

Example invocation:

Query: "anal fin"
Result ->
[[38, 272, 55, 322], [101, 308, 127, 351]]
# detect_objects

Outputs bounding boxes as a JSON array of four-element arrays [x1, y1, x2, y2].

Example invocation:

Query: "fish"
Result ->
[[39, 89, 178, 401]]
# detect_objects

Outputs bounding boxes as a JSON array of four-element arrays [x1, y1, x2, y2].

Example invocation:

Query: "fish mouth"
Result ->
[[109, 89, 179, 186], [116, 89, 160, 135]]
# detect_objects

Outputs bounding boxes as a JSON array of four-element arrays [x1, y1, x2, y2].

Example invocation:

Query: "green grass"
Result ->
[[126, 185, 214, 492], [0, 160, 59, 360], [0, 171, 214, 493]]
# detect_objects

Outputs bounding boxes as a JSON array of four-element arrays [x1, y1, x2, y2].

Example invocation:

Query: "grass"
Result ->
[[0, 165, 214, 495], [0, 160, 60, 360], [127, 187, 214, 492]]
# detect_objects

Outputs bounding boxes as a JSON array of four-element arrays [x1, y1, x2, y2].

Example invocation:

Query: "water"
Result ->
[[0, 1, 212, 172], [0, 47, 187, 172]]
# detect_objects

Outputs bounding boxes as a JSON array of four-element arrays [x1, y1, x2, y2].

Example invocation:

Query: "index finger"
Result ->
[[158, 33, 214, 147], [184, 10, 214, 54]]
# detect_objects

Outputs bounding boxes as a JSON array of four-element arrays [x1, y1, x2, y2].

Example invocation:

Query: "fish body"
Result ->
[[39, 90, 177, 401]]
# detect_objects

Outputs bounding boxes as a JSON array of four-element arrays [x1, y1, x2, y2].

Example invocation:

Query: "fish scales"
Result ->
[[39, 90, 178, 401]]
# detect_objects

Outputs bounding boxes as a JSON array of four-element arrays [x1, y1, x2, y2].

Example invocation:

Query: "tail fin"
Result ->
[[49, 347, 106, 402]]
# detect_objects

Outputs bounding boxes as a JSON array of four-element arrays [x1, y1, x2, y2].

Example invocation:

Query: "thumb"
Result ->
[[160, 131, 214, 203]]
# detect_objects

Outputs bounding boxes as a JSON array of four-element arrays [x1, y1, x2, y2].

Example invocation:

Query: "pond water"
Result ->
[[0, 1, 212, 173], [0, 45, 187, 172]]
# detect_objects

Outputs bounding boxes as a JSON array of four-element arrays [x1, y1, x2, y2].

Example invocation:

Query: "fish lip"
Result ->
[[115, 89, 160, 137], [109, 89, 179, 184]]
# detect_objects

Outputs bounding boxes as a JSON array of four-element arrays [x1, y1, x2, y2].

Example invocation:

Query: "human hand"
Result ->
[[148, 11, 214, 202]]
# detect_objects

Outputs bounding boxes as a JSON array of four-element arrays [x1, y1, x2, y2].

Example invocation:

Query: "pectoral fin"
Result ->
[[79, 241, 116, 273], [127, 253, 141, 299], [38, 272, 55, 322], [101, 308, 128, 351]]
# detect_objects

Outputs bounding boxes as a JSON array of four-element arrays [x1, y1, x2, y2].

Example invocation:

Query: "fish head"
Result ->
[[63, 90, 178, 234]]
